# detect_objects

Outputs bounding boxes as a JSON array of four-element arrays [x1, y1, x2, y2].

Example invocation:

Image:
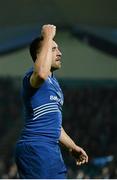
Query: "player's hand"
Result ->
[[41, 24, 56, 40], [70, 145, 88, 166]]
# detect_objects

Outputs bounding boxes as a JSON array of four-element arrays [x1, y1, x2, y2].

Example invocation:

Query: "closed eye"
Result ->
[[52, 47, 57, 51]]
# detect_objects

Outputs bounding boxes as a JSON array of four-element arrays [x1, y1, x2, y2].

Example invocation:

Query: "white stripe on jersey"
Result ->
[[33, 102, 57, 111], [34, 106, 58, 117], [33, 109, 60, 120], [33, 102, 60, 120], [34, 103, 58, 114]]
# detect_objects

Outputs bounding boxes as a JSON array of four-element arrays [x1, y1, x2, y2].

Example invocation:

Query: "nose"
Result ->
[[58, 49, 62, 56]]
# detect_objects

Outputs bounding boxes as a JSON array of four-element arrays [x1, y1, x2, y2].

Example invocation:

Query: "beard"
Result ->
[[51, 61, 61, 72]]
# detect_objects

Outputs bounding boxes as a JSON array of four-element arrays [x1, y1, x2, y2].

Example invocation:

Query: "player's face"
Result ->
[[51, 41, 62, 71]]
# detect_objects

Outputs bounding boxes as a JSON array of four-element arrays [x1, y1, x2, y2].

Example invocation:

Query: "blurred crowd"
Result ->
[[61, 82, 117, 178], [0, 77, 117, 178]]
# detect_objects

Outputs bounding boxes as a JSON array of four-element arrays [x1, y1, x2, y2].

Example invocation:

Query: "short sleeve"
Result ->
[[22, 71, 37, 97]]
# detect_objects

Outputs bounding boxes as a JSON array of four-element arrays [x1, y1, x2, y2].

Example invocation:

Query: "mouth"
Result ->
[[56, 57, 61, 62], [56, 60, 61, 65]]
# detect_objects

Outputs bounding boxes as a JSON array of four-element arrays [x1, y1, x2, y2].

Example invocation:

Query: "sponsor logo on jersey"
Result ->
[[50, 95, 63, 105]]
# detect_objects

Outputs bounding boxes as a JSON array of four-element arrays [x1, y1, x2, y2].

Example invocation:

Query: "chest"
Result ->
[[47, 76, 64, 106], [32, 77, 64, 107]]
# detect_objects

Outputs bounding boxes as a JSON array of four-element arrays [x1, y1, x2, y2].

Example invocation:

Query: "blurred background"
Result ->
[[0, 0, 117, 178]]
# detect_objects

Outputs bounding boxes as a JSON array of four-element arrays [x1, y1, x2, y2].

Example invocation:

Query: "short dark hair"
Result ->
[[29, 36, 43, 62]]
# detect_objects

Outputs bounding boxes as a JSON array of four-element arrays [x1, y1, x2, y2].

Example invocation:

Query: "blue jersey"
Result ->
[[19, 68, 64, 143], [16, 68, 67, 178]]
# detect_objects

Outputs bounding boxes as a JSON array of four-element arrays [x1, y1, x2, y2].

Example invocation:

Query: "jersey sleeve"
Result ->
[[23, 71, 37, 96]]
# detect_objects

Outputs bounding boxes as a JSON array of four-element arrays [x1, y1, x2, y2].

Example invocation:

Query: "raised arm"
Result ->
[[59, 127, 88, 165], [30, 24, 56, 88]]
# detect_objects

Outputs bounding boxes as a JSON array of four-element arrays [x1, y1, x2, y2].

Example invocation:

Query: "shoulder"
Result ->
[[23, 67, 33, 88], [24, 67, 33, 79]]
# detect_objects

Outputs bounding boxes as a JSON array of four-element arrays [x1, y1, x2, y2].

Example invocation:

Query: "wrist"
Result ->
[[43, 35, 53, 41], [69, 143, 77, 152]]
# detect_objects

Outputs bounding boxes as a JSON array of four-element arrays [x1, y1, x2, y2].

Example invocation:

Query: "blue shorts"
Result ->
[[15, 140, 67, 179]]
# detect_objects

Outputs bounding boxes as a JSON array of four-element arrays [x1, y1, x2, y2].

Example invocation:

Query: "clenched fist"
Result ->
[[41, 24, 56, 40]]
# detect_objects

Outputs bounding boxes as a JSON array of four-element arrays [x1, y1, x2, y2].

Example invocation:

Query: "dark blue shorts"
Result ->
[[15, 141, 67, 179]]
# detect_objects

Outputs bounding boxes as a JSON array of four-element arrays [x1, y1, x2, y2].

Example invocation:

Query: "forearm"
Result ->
[[34, 37, 53, 78], [59, 127, 88, 165], [59, 127, 77, 151]]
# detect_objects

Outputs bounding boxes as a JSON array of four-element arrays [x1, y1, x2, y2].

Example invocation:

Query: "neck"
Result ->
[[49, 71, 53, 77]]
